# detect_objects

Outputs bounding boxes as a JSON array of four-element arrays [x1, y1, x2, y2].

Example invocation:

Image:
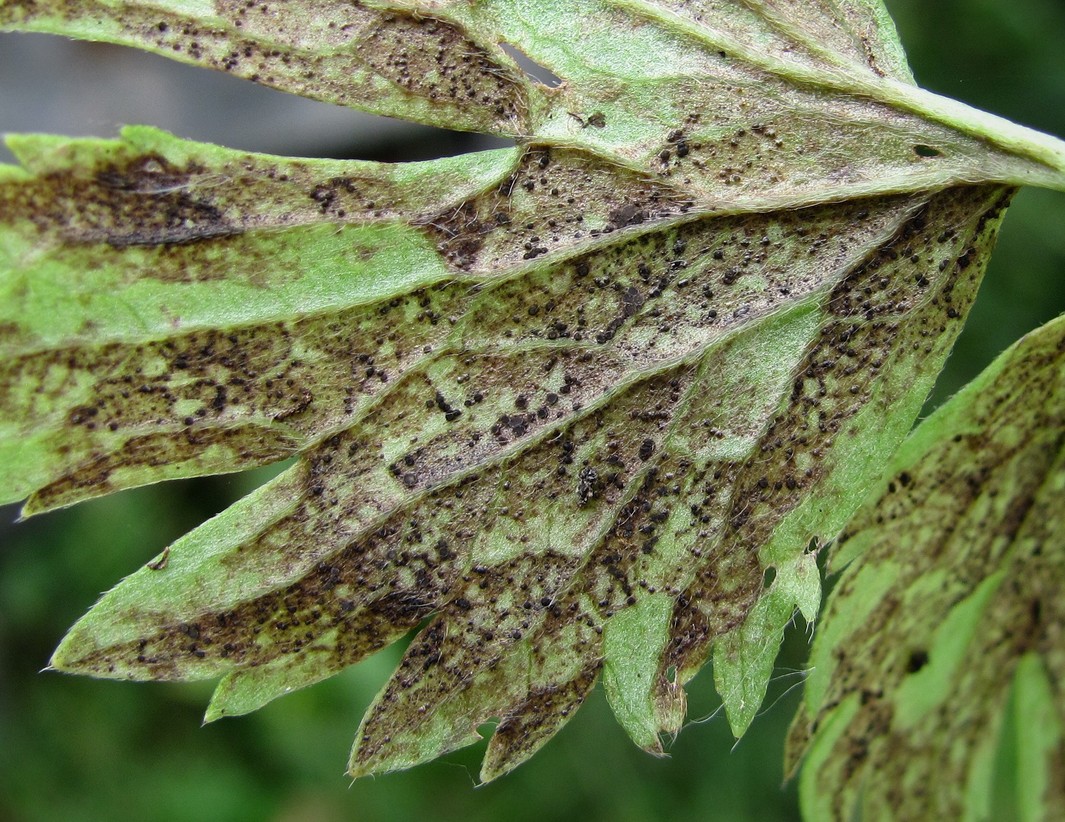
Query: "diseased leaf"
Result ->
[[0, 0, 534, 134], [2, 0, 1065, 782], [787, 314, 1065, 821]]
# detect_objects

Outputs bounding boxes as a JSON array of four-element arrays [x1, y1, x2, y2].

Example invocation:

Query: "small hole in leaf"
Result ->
[[499, 42, 563, 88], [761, 566, 777, 589], [666, 665, 678, 684], [913, 144, 942, 158], [906, 649, 929, 673]]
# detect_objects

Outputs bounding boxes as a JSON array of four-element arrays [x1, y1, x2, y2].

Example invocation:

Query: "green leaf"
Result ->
[[788, 314, 1065, 821], [2, 0, 1064, 782]]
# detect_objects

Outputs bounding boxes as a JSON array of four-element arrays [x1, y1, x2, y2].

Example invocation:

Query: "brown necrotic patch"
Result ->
[[357, 549, 582, 738], [486, 659, 600, 772], [360, 11, 526, 125], [4, 281, 472, 508], [9, 186, 930, 510], [663, 186, 1012, 677], [458, 191, 920, 360], [28, 423, 302, 513], [150, 0, 526, 133], [419, 146, 694, 272], [64, 359, 703, 683], [3, 145, 437, 255], [15, 153, 242, 247], [373, 348, 637, 494], [349, 365, 708, 742], [45, 183, 983, 679], [5, 2, 527, 136], [721, 186, 1010, 546], [584, 325, 803, 637], [73, 479, 476, 679]]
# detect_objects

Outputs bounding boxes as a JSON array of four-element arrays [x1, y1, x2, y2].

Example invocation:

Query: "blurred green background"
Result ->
[[1, 2, 1063, 820]]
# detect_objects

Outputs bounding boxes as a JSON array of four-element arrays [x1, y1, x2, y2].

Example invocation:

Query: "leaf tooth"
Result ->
[[602, 593, 676, 752], [347, 617, 486, 778], [350, 611, 603, 780], [477, 609, 603, 782], [479, 663, 601, 784]]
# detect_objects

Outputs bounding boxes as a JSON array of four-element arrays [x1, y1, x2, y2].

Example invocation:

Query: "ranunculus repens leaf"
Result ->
[[2, 0, 1064, 782]]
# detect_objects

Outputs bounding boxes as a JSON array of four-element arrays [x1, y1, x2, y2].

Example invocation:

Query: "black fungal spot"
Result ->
[[906, 649, 929, 673], [608, 203, 646, 230], [569, 111, 607, 129], [577, 466, 602, 505]]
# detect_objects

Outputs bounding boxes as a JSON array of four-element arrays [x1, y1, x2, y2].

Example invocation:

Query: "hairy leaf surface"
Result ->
[[788, 314, 1065, 821], [2, 0, 1065, 781]]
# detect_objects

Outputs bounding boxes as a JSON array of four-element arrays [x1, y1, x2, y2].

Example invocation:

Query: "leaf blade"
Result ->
[[0, 1, 534, 135], [788, 314, 1065, 820], [3, 0, 1063, 783]]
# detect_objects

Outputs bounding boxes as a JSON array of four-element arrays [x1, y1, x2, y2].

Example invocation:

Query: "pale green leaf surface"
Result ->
[[602, 592, 674, 751], [1012, 655, 1064, 822], [1, 0, 1063, 782], [788, 314, 1065, 821]]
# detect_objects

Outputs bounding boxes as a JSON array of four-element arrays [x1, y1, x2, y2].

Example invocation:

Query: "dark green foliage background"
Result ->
[[1, 1, 1063, 819]]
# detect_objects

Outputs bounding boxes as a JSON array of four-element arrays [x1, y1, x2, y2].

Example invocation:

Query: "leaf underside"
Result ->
[[1, 0, 1060, 782], [788, 314, 1065, 822]]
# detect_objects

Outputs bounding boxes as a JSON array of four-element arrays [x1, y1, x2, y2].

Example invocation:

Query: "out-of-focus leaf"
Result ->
[[2, 0, 1064, 782], [788, 314, 1065, 821]]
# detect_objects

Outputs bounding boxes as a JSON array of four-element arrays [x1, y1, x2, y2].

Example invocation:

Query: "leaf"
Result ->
[[787, 314, 1065, 821], [2, 0, 1065, 782]]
